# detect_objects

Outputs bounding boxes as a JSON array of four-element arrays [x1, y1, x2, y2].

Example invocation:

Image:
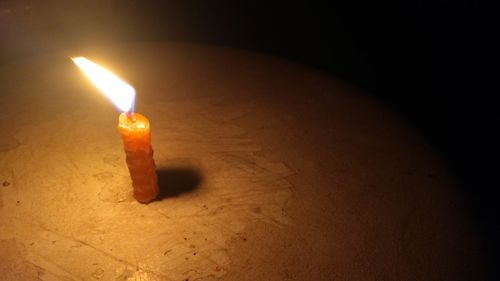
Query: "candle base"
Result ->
[[133, 183, 160, 203], [125, 150, 160, 203]]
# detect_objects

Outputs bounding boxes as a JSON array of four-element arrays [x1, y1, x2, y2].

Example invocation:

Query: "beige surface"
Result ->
[[0, 43, 486, 280]]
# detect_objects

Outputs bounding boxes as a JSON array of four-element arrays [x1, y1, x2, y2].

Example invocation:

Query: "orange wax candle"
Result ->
[[118, 113, 159, 203], [72, 56, 160, 203]]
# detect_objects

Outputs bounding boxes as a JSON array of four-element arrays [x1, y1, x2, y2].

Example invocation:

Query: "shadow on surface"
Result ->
[[155, 167, 202, 200]]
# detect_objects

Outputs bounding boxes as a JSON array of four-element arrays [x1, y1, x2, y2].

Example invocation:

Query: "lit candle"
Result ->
[[72, 57, 159, 203]]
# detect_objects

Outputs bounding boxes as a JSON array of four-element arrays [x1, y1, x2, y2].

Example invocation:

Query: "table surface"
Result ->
[[0, 43, 486, 280]]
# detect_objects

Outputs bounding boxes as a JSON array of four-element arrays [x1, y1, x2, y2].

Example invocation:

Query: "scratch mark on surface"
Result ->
[[25, 260, 74, 281], [35, 224, 171, 280]]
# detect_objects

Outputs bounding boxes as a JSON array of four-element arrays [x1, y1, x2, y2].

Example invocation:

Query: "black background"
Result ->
[[1, 0, 498, 278]]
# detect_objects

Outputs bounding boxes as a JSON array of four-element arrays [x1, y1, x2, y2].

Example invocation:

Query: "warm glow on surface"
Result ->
[[72, 57, 135, 112]]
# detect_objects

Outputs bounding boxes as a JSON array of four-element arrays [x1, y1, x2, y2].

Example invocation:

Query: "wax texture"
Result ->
[[118, 113, 159, 203]]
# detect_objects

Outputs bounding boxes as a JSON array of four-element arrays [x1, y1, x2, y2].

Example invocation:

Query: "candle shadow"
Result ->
[[155, 167, 202, 200]]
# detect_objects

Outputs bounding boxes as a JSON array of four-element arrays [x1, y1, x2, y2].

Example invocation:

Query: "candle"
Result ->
[[117, 112, 159, 203], [72, 57, 159, 203]]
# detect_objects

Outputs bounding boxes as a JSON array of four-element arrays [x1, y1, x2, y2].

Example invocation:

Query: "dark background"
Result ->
[[117, 2, 499, 276], [1, 0, 497, 278]]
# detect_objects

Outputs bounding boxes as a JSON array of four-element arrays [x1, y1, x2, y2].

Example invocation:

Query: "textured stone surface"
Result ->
[[0, 43, 486, 280]]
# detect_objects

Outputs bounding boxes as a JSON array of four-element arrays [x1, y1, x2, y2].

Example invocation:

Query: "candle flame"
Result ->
[[72, 57, 135, 112]]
